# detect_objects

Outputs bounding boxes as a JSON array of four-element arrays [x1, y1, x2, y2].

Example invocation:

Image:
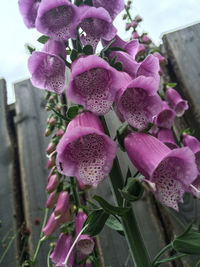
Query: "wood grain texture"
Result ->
[[162, 23, 200, 266], [0, 79, 17, 266], [14, 80, 50, 265], [163, 23, 200, 138]]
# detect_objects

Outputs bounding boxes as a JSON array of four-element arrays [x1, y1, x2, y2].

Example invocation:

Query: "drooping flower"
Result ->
[[153, 101, 176, 129], [28, 39, 66, 94], [124, 132, 198, 210], [182, 134, 200, 172], [92, 0, 124, 20], [78, 6, 117, 50], [67, 55, 131, 115], [157, 129, 178, 150], [114, 76, 162, 131], [18, 0, 41, 28], [166, 87, 188, 117], [136, 43, 146, 57], [75, 210, 95, 255], [56, 112, 117, 188], [50, 233, 74, 267], [153, 52, 167, 65], [35, 0, 79, 40], [109, 53, 160, 93], [102, 35, 139, 56]]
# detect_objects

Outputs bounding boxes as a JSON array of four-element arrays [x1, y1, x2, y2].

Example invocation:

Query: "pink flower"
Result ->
[[18, 0, 41, 28], [46, 174, 60, 193], [54, 191, 69, 219], [124, 132, 198, 210], [75, 210, 95, 255], [114, 76, 162, 131], [28, 39, 66, 94], [78, 6, 117, 50], [35, 0, 80, 41], [67, 55, 130, 115], [56, 112, 117, 188], [157, 129, 178, 150], [153, 101, 176, 129], [50, 233, 74, 267], [92, 0, 124, 20], [166, 87, 188, 117]]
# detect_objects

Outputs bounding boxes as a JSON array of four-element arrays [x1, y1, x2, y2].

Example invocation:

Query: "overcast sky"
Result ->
[[0, 1, 199, 103]]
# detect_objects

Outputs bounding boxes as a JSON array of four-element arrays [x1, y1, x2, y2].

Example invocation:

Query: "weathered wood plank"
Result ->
[[162, 23, 200, 266], [14, 80, 50, 264], [0, 79, 17, 266], [163, 23, 200, 138]]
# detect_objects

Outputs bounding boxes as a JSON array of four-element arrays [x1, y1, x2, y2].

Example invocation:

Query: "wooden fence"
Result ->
[[0, 23, 200, 267]]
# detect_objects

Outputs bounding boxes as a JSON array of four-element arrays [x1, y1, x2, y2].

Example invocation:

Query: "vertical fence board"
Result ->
[[0, 79, 17, 266], [14, 80, 50, 265], [162, 23, 200, 266]]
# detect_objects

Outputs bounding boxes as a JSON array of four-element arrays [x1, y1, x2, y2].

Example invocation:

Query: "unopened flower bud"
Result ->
[[123, 14, 127, 20], [48, 116, 57, 126], [47, 153, 57, 169], [131, 21, 138, 28], [46, 191, 59, 208], [132, 31, 140, 39], [142, 35, 151, 44], [125, 23, 131, 31], [42, 212, 60, 236], [45, 125, 54, 137], [46, 174, 60, 193], [56, 126, 66, 138], [135, 15, 142, 22], [46, 138, 58, 155], [54, 191, 69, 219]]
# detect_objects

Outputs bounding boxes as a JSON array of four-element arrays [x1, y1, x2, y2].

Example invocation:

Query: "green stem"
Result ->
[[70, 177, 81, 208], [32, 208, 49, 264], [152, 243, 172, 265], [100, 117, 151, 266], [47, 247, 54, 267], [125, 6, 132, 22], [195, 259, 200, 267], [0, 223, 24, 265], [154, 253, 187, 266]]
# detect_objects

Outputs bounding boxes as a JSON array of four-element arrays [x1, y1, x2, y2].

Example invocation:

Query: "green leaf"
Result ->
[[163, 82, 177, 91], [83, 45, 93, 55], [172, 232, 200, 255], [76, 39, 82, 53], [114, 62, 123, 71], [120, 178, 144, 202], [106, 215, 124, 235], [37, 35, 50, 44], [83, 209, 109, 236], [109, 46, 126, 52], [66, 105, 79, 120], [83, 0, 93, 6], [100, 38, 116, 57], [25, 44, 35, 54], [116, 122, 129, 151], [93, 195, 130, 216], [70, 49, 78, 62]]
